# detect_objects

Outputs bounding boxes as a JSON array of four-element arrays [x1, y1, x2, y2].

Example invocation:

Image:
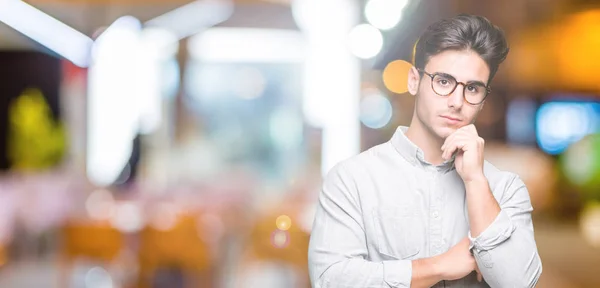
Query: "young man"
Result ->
[[308, 14, 542, 288]]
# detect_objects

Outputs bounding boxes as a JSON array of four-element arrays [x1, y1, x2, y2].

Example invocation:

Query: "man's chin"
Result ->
[[435, 126, 457, 139]]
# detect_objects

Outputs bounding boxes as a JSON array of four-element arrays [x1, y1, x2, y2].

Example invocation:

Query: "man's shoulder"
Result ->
[[327, 142, 392, 179]]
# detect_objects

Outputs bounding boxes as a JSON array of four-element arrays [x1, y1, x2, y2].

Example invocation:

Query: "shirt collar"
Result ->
[[390, 126, 455, 172]]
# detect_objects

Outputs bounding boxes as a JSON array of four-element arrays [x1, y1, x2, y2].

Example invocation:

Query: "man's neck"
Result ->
[[404, 120, 445, 165]]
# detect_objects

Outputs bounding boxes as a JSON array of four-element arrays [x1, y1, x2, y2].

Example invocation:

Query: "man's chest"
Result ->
[[357, 168, 471, 261]]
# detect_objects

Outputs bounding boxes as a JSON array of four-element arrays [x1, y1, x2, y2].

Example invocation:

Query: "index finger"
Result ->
[[459, 124, 479, 136]]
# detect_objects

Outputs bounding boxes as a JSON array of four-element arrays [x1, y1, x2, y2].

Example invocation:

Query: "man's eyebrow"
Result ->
[[436, 72, 487, 86], [467, 80, 487, 86]]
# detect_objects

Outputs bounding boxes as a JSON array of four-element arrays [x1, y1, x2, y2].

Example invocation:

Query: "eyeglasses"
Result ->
[[418, 69, 491, 105]]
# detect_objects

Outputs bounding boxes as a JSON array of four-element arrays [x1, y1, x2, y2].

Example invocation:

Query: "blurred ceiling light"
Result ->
[[139, 27, 179, 60], [348, 24, 383, 59], [87, 16, 143, 187], [188, 28, 305, 62], [364, 0, 407, 30], [382, 59, 412, 93], [94, 15, 141, 46], [360, 90, 393, 129], [291, 0, 356, 34], [145, 0, 233, 40], [136, 29, 170, 135], [292, 0, 361, 176], [112, 163, 131, 185], [0, 0, 93, 67]]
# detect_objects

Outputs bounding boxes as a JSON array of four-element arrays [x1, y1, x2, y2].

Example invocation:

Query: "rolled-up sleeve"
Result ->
[[468, 175, 543, 288], [308, 163, 412, 288]]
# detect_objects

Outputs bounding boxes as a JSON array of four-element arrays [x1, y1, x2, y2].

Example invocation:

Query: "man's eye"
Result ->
[[437, 79, 450, 85]]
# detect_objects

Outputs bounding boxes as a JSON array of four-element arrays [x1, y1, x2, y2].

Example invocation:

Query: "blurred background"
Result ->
[[0, 0, 598, 287]]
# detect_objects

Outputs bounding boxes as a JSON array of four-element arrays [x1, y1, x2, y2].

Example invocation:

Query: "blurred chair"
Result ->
[[59, 221, 124, 287], [136, 213, 213, 288]]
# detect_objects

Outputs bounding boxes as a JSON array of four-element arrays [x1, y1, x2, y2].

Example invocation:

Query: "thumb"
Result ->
[[475, 266, 482, 282]]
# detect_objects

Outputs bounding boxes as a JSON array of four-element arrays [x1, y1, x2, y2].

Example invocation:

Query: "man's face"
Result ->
[[408, 49, 490, 140]]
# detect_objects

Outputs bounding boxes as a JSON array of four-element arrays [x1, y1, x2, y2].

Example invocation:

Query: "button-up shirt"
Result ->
[[308, 126, 542, 287]]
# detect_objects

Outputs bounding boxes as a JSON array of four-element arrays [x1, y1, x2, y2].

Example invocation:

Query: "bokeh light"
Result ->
[[84, 266, 113, 288], [364, 0, 408, 30], [360, 91, 393, 129], [275, 215, 292, 231], [347, 24, 383, 59], [536, 101, 600, 155], [271, 229, 290, 249], [382, 59, 412, 94], [149, 202, 179, 231], [561, 133, 600, 198], [85, 189, 115, 221], [580, 202, 600, 248], [110, 201, 143, 233]]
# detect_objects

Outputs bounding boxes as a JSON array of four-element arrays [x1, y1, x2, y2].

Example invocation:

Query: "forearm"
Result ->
[[411, 256, 444, 288], [464, 178, 500, 237], [471, 227, 542, 287], [311, 256, 444, 288], [311, 257, 412, 288], [464, 176, 542, 287]]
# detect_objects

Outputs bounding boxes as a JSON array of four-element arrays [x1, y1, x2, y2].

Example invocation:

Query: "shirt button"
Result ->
[[432, 211, 439, 218]]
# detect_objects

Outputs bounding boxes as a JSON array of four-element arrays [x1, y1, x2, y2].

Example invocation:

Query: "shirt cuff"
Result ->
[[383, 260, 412, 288], [468, 209, 516, 252]]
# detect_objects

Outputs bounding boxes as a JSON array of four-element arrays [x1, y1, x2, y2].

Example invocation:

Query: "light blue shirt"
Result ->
[[308, 126, 542, 287]]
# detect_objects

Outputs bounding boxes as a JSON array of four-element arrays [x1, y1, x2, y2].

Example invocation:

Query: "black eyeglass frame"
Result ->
[[417, 68, 491, 105]]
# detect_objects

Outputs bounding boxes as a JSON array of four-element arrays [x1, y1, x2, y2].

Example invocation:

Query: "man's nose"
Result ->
[[447, 84, 465, 108]]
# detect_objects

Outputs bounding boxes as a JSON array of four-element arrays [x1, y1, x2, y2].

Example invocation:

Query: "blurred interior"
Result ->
[[0, 0, 599, 287]]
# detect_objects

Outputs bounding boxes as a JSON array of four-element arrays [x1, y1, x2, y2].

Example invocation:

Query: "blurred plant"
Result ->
[[560, 133, 600, 202], [7, 88, 66, 171]]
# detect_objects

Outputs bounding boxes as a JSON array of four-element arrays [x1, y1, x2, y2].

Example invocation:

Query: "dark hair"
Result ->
[[414, 14, 509, 82]]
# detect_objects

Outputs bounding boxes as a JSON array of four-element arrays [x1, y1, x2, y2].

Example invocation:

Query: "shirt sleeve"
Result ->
[[308, 162, 413, 288], [468, 174, 543, 288]]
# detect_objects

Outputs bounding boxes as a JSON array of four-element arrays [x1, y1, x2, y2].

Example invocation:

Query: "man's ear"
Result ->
[[408, 66, 420, 96]]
